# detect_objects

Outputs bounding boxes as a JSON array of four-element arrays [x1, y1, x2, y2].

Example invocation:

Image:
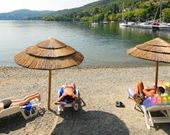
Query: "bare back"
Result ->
[[64, 87, 74, 96]]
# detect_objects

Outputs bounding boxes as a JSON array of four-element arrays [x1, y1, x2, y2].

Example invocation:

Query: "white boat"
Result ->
[[127, 22, 136, 27], [158, 23, 170, 30], [136, 0, 170, 31], [152, 22, 170, 30], [138, 22, 170, 30], [138, 22, 153, 29], [151, 0, 170, 30], [119, 22, 136, 27], [101, 21, 109, 24], [119, 22, 128, 27], [91, 22, 98, 27]]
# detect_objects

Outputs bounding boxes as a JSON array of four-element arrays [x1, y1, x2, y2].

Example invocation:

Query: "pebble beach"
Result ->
[[0, 66, 170, 135]]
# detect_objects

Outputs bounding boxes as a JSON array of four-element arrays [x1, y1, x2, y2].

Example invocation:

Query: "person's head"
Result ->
[[157, 87, 165, 95], [64, 95, 74, 102]]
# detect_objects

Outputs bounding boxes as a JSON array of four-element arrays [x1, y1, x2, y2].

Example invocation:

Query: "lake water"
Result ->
[[0, 20, 170, 67]]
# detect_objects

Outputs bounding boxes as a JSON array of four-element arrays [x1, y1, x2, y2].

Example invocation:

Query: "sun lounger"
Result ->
[[128, 87, 136, 99], [0, 98, 40, 120], [128, 88, 170, 129], [57, 86, 79, 114], [141, 103, 170, 129]]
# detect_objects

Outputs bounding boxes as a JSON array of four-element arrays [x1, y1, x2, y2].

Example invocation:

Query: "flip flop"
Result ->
[[116, 101, 125, 108]]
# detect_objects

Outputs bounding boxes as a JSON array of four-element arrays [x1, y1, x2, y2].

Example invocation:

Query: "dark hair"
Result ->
[[157, 87, 165, 94], [65, 95, 74, 102]]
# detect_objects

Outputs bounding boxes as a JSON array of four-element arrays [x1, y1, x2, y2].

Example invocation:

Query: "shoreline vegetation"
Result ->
[[0, 66, 170, 134]]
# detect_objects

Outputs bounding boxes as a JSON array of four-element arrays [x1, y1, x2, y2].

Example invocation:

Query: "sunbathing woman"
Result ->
[[0, 92, 40, 111], [54, 83, 79, 105], [137, 81, 165, 98], [134, 81, 165, 105]]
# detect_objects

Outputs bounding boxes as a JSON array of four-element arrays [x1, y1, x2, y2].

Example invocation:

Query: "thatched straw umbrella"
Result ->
[[127, 37, 170, 89], [15, 37, 84, 110]]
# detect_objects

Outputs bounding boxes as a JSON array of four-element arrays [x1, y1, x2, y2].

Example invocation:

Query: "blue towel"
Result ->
[[24, 102, 32, 112], [59, 87, 64, 97]]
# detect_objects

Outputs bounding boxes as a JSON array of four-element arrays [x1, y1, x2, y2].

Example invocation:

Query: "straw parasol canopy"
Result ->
[[127, 37, 170, 89], [15, 37, 84, 110]]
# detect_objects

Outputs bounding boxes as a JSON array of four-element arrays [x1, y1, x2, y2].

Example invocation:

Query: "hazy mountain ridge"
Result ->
[[0, 9, 54, 20]]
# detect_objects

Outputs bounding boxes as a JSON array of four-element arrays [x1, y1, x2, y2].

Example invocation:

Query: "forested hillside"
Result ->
[[43, 0, 170, 23]]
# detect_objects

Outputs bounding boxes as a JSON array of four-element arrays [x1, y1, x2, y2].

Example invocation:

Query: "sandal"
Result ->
[[116, 101, 125, 108]]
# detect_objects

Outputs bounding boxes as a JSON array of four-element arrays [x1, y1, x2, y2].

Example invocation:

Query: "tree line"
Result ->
[[42, 0, 170, 23]]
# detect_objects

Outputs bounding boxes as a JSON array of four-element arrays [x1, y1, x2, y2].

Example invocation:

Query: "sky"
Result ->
[[0, 0, 99, 13]]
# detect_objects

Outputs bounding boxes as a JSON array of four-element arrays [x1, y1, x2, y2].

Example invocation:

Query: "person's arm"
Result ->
[[54, 95, 65, 105], [72, 95, 80, 103], [145, 85, 156, 91], [143, 89, 155, 97]]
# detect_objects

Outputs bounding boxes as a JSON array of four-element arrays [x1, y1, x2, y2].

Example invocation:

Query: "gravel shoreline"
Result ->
[[0, 66, 170, 135]]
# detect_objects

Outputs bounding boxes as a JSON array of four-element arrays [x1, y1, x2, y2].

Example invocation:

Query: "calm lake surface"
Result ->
[[0, 20, 170, 67]]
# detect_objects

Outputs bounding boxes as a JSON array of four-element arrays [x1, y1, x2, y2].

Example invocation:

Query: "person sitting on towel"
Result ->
[[0, 92, 40, 111], [54, 83, 79, 105]]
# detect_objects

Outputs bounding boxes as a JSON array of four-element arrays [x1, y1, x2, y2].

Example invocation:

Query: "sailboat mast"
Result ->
[[160, 0, 162, 23], [121, 3, 124, 22], [153, 0, 162, 23]]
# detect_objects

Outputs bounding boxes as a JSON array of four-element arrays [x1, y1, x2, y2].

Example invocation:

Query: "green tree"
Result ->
[[134, 8, 147, 22], [107, 14, 113, 21], [162, 8, 170, 22], [115, 13, 122, 21], [93, 7, 100, 15]]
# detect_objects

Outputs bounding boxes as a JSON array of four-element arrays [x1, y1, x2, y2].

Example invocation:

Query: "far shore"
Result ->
[[0, 65, 170, 135]]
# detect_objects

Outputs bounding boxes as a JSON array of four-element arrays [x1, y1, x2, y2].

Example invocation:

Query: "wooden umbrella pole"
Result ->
[[48, 70, 52, 110], [155, 61, 159, 90]]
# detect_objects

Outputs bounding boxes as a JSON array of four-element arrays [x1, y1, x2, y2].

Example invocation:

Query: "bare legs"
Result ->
[[0, 102, 3, 111], [64, 82, 76, 89], [137, 81, 144, 96], [11, 92, 40, 107], [71, 83, 76, 89]]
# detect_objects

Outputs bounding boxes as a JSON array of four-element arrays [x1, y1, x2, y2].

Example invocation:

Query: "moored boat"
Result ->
[[138, 22, 153, 29]]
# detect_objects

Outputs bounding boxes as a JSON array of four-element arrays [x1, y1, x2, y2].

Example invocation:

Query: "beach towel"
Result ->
[[128, 87, 136, 98], [24, 102, 33, 112], [143, 96, 170, 108]]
